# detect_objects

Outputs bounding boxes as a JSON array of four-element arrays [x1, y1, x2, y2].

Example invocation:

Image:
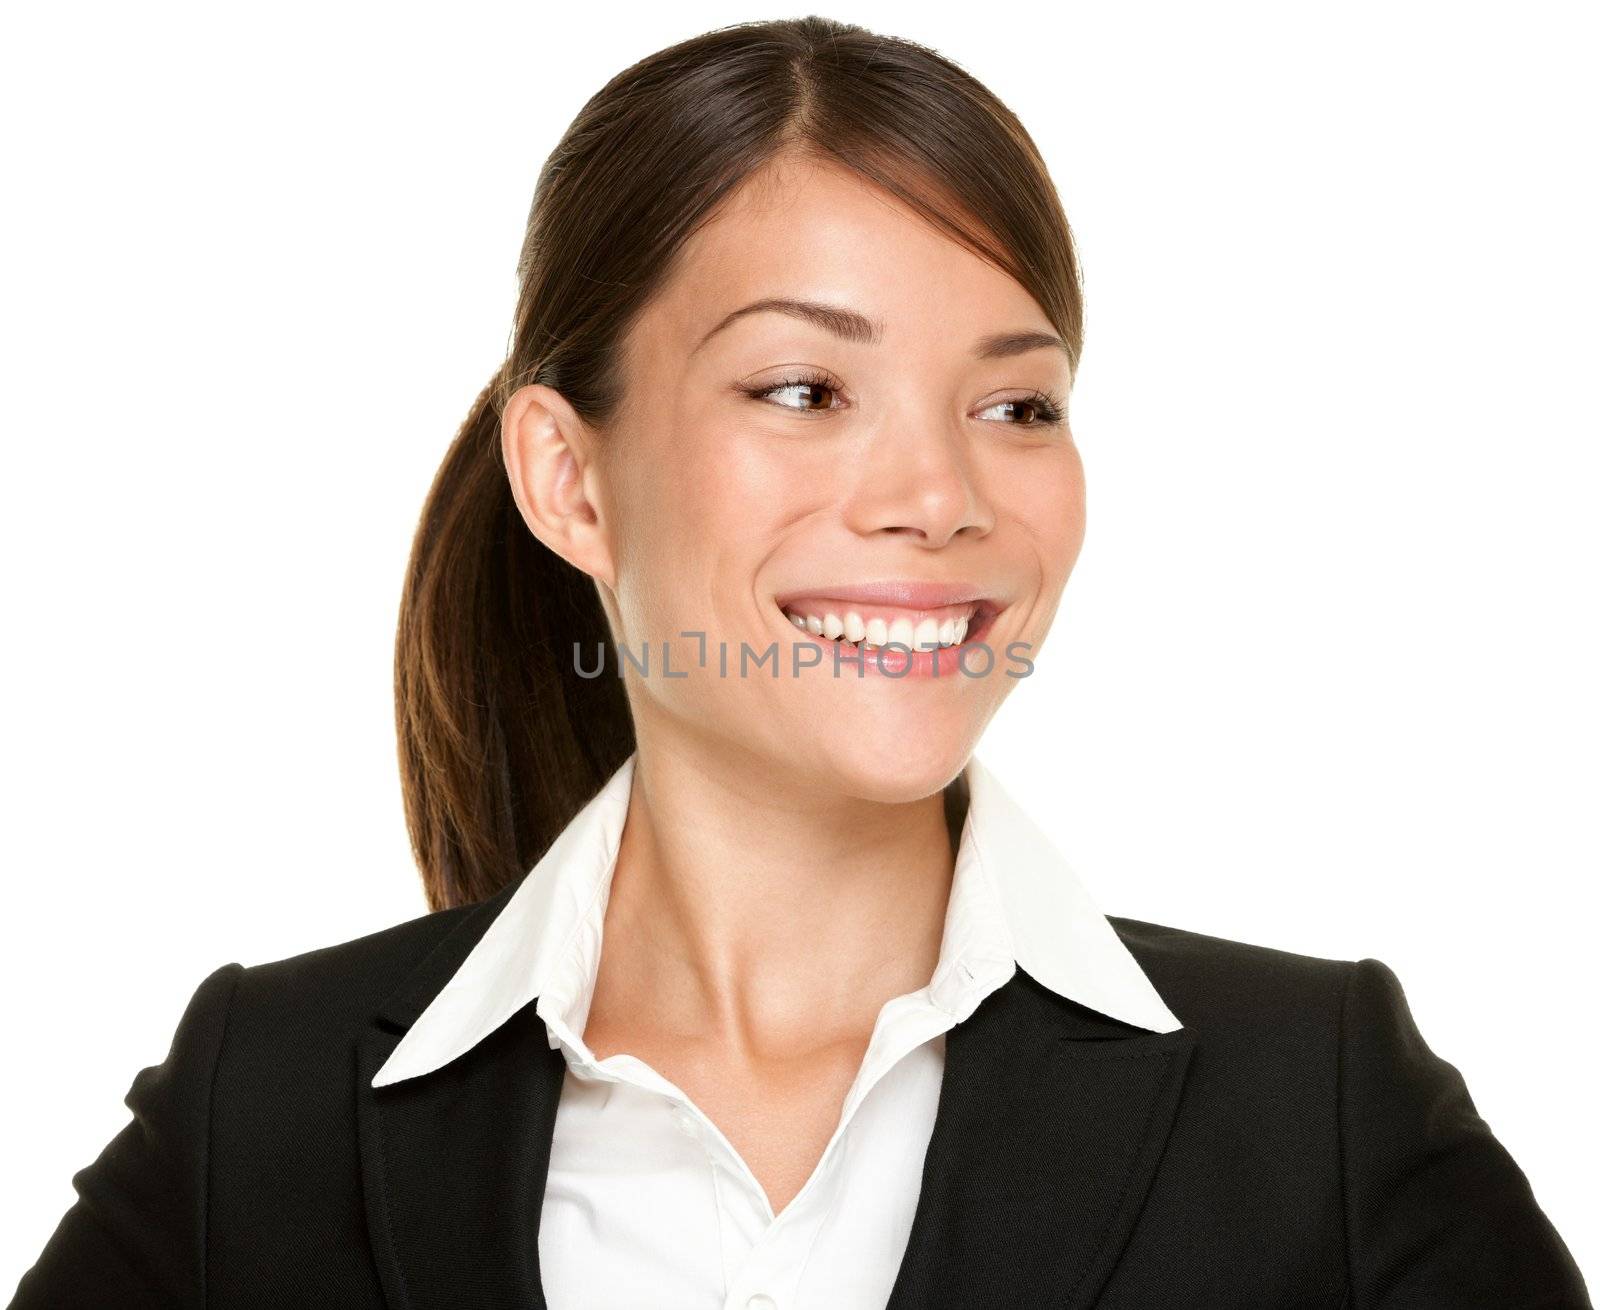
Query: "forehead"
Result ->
[[640, 153, 1050, 353]]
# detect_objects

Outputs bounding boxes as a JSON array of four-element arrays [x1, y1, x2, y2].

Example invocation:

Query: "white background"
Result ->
[[4, 0, 1595, 1292]]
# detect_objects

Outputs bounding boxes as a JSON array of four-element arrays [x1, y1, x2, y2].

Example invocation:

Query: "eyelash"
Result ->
[[737, 369, 1068, 428]]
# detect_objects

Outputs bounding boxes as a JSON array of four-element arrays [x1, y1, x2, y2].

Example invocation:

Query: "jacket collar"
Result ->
[[371, 749, 1180, 1089]]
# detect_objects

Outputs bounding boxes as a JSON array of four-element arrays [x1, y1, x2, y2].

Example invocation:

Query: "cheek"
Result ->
[[668, 417, 820, 545], [1003, 443, 1087, 582], [611, 419, 800, 641]]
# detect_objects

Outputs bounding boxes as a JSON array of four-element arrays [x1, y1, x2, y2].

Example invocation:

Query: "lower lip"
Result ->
[[782, 606, 1001, 680]]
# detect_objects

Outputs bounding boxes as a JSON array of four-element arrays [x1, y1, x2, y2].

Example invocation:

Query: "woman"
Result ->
[[11, 16, 1589, 1310]]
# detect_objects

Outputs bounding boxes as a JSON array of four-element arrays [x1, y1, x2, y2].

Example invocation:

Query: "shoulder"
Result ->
[[147, 895, 501, 1129], [242, 899, 473, 1003], [1106, 914, 1357, 1041], [211, 895, 492, 1057]]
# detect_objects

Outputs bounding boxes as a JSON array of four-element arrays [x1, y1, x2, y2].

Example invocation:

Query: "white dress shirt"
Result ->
[[371, 751, 1181, 1310]]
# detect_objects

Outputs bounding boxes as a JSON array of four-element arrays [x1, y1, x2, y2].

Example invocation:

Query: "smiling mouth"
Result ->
[[776, 597, 1001, 652]]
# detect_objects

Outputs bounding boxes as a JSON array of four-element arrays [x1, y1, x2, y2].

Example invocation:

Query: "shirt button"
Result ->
[[746, 1296, 779, 1310], [673, 1107, 698, 1137]]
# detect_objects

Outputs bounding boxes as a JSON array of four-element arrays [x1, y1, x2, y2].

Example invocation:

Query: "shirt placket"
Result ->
[[718, 983, 976, 1310]]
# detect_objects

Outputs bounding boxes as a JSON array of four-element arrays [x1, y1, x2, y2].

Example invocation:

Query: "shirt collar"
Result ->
[[371, 750, 1180, 1088]]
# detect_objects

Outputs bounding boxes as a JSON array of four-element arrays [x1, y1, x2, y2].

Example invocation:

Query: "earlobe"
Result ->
[[500, 383, 616, 590]]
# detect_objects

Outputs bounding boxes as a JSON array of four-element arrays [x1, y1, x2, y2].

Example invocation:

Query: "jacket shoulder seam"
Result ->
[[201, 962, 245, 1310], [1334, 955, 1364, 1307]]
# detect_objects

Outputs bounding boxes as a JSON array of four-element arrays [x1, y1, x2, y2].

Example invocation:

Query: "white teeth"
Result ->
[[780, 604, 979, 650]]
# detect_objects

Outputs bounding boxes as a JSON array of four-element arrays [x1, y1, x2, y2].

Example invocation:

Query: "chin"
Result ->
[[796, 731, 976, 805]]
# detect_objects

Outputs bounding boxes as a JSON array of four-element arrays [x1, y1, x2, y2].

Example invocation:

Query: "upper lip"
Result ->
[[772, 580, 999, 611]]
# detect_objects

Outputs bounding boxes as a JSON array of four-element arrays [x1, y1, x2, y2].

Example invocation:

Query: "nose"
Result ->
[[841, 417, 995, 548]]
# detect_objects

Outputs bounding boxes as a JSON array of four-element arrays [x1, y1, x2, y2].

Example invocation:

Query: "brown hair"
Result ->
[[396, 16, 1087, 911]]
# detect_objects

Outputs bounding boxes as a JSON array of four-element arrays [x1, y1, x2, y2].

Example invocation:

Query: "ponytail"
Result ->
[[394, 367, 633, 911]]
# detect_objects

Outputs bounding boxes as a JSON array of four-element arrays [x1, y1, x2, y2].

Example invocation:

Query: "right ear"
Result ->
[[500, 382, 617, 592]]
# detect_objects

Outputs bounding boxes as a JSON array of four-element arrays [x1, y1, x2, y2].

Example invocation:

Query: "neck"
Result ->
[[590, 730, 966, 1057]]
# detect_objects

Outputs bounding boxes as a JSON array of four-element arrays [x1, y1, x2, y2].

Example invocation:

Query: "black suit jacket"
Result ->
[[10, 873, 1591, 1309]]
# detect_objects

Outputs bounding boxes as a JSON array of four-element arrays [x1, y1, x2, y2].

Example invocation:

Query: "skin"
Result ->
[[500, 150, 1085, 1216]]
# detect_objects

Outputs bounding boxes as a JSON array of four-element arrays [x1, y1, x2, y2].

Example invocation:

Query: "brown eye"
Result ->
[[736, 369, 847, 415], [763, 381, 839, 412], [976, 392, 1066, 427]]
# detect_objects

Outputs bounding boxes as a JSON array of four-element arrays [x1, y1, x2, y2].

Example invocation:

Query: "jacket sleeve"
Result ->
[[1340, 955, 1591, 1308], [8, 961, 243, 1310]]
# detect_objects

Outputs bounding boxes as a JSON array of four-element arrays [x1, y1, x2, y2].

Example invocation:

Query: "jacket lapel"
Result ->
[[355, 879, 567, 1310], [887, 968, 1196, 1309]]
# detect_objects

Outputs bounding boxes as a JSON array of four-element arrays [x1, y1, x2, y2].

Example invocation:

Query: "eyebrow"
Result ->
[[691, 296, 1069, 360]]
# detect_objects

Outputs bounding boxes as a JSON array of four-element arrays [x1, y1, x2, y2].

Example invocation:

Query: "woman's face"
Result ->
[[521, 152, 1085, 803]]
